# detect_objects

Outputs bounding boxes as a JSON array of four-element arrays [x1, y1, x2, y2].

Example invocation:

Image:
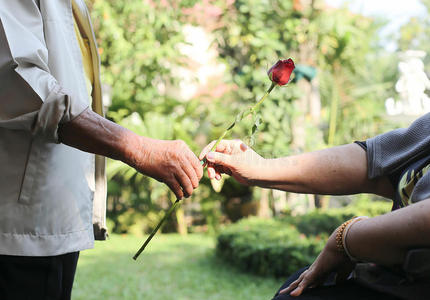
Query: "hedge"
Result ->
[[216, 200, 391, 277], [216, 218, 325, 277]]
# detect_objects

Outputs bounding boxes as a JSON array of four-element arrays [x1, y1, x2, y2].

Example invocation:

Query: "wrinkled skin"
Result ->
[[134, 138, 203, 199]]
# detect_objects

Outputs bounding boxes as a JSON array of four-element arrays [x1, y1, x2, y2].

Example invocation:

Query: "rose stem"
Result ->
[[134, 83, 277, 259], [133, 199, 181, 260], [207, 82, 276, 156]]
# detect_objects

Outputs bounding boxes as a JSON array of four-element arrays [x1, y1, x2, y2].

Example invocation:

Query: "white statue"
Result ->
[[386, 50, 430, 116]]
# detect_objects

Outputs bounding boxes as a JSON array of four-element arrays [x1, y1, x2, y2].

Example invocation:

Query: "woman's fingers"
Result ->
[[201, 140, 249, 181], [280, 268, 321, 297], [199, 140, 228, 161], [207, 163, 217, 179], [199, 140, 216, 161], [279, 271, 307, 295], [289, 279, 311, 297], [206, 152, 233, 168], [199, 140, 246, 161], [279, 279, 300, 295], [208, 165, 230, 180]]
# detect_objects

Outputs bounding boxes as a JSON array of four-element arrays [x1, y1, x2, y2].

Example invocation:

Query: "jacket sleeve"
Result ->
[[0, 0, 88, 143]]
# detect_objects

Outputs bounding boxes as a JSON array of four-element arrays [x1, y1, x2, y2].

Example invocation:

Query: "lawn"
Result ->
[[73, 234, 281, 300]]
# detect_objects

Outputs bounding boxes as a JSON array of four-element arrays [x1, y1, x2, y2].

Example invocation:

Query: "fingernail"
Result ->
[[207, 152, 215, 161]]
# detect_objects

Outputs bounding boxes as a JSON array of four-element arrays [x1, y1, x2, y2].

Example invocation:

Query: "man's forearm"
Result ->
[[346, 198, 430, 265], [255, 144, 394, 198], [58, 108, 203, 199], [58, 108, 144, 167]]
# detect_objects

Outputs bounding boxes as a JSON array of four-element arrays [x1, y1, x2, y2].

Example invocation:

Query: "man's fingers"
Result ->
[[166, 179, 184, 200], [182, 160, 200, 189], [175, 171, 194, 198]]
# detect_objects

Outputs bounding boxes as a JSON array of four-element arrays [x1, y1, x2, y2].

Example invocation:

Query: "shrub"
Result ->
[[216, 200, 391, 277], [216, 218, 325, 277]]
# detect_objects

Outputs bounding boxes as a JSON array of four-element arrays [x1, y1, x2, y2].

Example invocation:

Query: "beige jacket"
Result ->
[[0, 0, 107, 256]]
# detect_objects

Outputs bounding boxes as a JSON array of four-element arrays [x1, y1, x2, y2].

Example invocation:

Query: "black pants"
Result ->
[[0, 252, 79, 300], [272, 267, 400, 300]]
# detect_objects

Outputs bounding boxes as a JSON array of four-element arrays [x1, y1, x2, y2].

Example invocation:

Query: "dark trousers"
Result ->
[[272, 267, 400, 300], [0, 252, 79, 300]]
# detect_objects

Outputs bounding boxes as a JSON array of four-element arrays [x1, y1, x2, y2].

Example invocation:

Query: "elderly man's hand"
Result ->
[[57, 109, 202, 199], [132, 138, 203, 199]]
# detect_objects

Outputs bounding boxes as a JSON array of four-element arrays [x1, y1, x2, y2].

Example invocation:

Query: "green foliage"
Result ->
[[215, 0, 396, 153], [91, 0, 226, 234], [90, 0, 399, 234], [215, 0, 304, 157], [398, 0, 430, 68], [397, 0, 430, 53], [217, 217, 325, 277], [216, 199, 391, 277], [284, 198, 391, 236], [91, 0, 189, 115]]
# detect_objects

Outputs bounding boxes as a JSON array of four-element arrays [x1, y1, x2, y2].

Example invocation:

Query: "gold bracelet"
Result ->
[[335, 218, 355, 253], [342, 216, 369, 261], [335, 216, 368, 258]]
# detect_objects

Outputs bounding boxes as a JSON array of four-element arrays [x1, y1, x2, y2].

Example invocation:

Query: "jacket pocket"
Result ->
[[18, 138, 41, 205]]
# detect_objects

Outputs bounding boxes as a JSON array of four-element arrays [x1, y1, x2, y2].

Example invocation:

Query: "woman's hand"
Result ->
[[199, 139, 266, 186], [280, 230, 355, 297]]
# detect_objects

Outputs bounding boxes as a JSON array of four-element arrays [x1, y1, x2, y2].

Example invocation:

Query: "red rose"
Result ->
[[267, 59, 295, 86]]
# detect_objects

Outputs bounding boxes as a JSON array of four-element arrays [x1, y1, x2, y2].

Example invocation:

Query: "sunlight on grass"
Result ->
[[73, 234, 280, 300]]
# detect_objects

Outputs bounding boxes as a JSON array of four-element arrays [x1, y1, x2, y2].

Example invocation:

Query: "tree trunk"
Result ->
[[175, 205, 188, 235], [257, 188, 271, 218], [171, 194, 187, 235]]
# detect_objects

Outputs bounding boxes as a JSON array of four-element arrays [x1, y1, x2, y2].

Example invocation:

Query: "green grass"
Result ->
[[73, 234, 281, 300]]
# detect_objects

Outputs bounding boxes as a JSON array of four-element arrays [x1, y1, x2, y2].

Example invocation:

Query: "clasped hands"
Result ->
[[136, 138, 354, 296], [135, 138, 265, 200]]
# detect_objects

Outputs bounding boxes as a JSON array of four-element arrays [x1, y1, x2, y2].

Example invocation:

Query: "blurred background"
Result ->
[[73, 0, 430, 299]]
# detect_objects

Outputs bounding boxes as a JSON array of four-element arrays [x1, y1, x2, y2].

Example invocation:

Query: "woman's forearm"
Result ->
[[346, 198, 430, 265], [255, 143, 394, 198]]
